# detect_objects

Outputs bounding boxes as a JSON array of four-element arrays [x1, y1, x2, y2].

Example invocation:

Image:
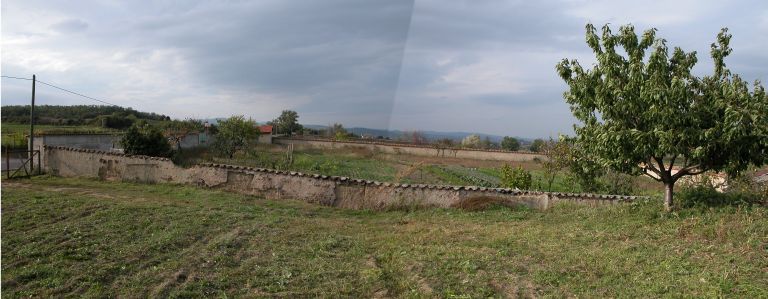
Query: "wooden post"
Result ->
[[29, 74, 36, 173], [5, 147, 9, 178]]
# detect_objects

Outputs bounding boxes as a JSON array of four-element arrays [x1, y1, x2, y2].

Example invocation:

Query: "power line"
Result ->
[[1, 75, 33, 81], [36, 80, 120, 107], [2, 74, 122, 107]]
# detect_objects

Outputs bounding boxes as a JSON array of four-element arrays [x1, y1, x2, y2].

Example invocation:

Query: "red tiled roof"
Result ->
[[258, 125, 273, 134]]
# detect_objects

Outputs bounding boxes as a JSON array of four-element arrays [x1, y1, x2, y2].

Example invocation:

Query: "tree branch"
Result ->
[[668, 155, 678, 172], [642, 158, 662, 177], [653, 156, 669, 180], [671, 163, 705, 180], [641, 169, 663, 182]]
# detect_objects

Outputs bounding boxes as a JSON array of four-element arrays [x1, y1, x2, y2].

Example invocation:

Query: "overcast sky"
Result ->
[[2, 0, 767, 138]]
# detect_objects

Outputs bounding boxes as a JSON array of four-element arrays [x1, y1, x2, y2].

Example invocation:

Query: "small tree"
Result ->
[[540, 138, 571, 191], [121, 122, 172, 157], [500, 165, 532, 189], [557, 24, 768, 210], [212, 116, 258, 159], [270, 110, 303, 135], [461, 134, 481, 148], [162, 119, 205, 151], [435, 138, 455, 148], [501, 136, 520, 151], [529, 139, 545, 152], [328, 123, 347, 139]]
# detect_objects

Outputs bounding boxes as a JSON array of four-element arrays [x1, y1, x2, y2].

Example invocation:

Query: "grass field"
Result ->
[[2, 176, 766, 297], [1, 123, 120, 148], [197, 145, 663, 196]]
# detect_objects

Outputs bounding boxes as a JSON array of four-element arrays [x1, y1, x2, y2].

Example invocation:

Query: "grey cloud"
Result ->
[[2, 0, 767, 138], [50, 19, 89, 33]]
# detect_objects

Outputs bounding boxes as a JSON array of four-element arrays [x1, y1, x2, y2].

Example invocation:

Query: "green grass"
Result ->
[[205, 147, 399, 182], [1, 123, 120, 148], [2, 176, 766, 297], [194, 146, 663, 196]]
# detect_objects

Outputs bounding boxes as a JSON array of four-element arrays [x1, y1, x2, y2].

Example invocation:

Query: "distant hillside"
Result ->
[[1, 105, 170, 128]]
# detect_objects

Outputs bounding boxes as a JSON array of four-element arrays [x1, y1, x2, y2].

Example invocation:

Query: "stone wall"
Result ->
[[44, 146, 643, 210], [273, 137, 545, 161]]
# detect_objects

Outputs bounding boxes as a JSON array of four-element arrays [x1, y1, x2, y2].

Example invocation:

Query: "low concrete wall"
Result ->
[[44, 146, 642, 210], [274, 137, 545, 161], [30, 133, 121, 152]]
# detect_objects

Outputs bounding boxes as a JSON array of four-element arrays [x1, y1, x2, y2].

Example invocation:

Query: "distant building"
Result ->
[[258, 125, 273, 144]]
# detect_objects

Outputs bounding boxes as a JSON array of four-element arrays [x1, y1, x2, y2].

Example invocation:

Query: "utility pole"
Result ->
[[29, 74, 36, 173]]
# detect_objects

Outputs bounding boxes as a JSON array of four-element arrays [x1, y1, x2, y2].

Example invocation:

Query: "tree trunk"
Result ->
[[663, 182, 674, 212]]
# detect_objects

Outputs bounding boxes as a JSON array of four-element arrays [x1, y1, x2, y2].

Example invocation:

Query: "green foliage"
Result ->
[[500, 136, 520, 151], [212, 116, 258, 158], [556, 24, 768, 209], [677, 184, 764, 209], [335, 131, 349, 141], [94, 113, 136, 129], [270, 110, 303, 135], [601, 170, 637, 195], [1, 105, 169, 125], [540, 138, 572, 191], [330, 123, 348, 140], [425, 165, 498, 187], [500, 165, 532, 189], [121, 122, 171, 157], [529, 139, 545, 152]]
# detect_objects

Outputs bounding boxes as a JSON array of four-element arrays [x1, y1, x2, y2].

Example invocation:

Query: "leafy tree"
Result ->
[[540, 138, 571, 191], [121, 122, 171, 157], [556, 24, 768, 210], [501, 136, 520, 151], [461, 134, 481, 148], [529, 139, 545, 152], [561, 136, 604, 192], [270, 110, 303, 135], [500, 165, 532, 189], [212, 116, 259, 159]]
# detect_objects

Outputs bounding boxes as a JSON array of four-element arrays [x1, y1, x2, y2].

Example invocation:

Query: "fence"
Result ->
[[3, 149, 42, 178]]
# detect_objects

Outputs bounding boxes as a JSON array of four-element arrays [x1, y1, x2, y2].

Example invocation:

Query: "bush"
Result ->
[[121, 123, 171, 157], [677, 184, 764, 209], [601, 170, 636, 195], [500, 165, 532, 189]]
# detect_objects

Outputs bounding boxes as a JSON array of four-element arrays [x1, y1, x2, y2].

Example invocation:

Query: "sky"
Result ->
[[2, 0, 767, 138]]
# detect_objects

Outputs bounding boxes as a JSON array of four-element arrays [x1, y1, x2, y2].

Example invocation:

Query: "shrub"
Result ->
[[677, 184, 766, 208], [500, 165, 532, 189], [601, 170, 636, 195], [121, 123, 171, 157]]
